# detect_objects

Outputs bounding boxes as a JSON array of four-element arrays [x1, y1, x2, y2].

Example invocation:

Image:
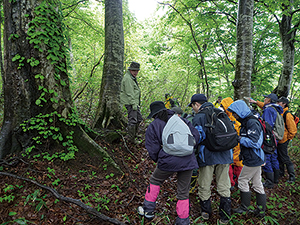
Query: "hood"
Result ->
[[265, 103, 283, 114], [228, 100, 251, 119], [199, 102, 214, 111], [221, 97, 234, 110]]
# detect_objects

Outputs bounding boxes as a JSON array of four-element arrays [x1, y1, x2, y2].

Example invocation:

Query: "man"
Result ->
[[165, 93, 179, 109], [188, 94, 232, 224], [120, 61, 143, 144], [249, 93, 283, 188], [213, 96, 222, 108], [228, 100, 266, 218], [276, 97, 297, 182]]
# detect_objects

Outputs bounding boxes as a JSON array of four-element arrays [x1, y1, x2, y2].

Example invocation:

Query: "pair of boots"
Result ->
[[137, 184, 190, 225], [280, 164, 296, 183], [200, 197, 231, 224], [263, 169, 281, 188], [233, 191, 266, 218]]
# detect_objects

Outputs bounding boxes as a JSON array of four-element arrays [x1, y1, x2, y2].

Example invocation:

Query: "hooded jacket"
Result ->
[[228, 100, 265, 167], [221, 97, 243, 167], [145, 110, 200, 172], [278, 107, 297, 144], [262, 103, 283, 129], [192, 102, 233, 167], [120, 70, 141, 108]]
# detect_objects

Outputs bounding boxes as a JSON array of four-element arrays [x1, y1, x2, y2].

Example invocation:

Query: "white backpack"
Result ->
[[162, 115, 196, 156]]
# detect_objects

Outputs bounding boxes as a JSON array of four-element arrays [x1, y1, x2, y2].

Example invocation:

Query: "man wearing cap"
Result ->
[[249, 93, 283, 188], [188, 94, 232, 224], [120, 61, 143, 144], [276, 97, 297, 182]]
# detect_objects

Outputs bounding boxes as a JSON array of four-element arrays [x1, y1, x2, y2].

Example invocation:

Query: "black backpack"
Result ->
[[247, 116, 277, 154], [199, 107, 239, 152]]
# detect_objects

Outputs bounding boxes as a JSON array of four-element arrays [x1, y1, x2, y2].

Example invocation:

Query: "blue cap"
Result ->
[[263, 93, 278, 102], [188, 94, 207, 107]]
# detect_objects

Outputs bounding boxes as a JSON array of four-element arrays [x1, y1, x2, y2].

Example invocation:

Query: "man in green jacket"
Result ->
[[120, 62, 143, 143]]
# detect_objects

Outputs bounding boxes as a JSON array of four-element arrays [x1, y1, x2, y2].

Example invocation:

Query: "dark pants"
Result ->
[[150, 167, 192, 200], [277, 140, 293, 173], [125, 105, 143, 126]]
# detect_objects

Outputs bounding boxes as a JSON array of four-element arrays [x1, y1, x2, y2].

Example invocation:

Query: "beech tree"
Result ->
[[1, 0, 121, 172], [93, 0, 126, 129], [233, 0, 254, 100]]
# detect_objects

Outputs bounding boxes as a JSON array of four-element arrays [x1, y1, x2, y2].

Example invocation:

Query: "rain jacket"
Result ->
[[256, 101, 284, 129], [221, 97, 243, 167], [228, 100, 265, 167], [192, 102, 233, 167], [145, 110, 200, 172], [120, 70, 141, 109], [278, 107, 297, 144]]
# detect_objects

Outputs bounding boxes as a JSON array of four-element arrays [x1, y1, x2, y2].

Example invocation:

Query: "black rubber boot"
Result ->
[[287, 164, 296, 183], [233, 191, 251, 214], [274, 169, 280, 184], [279, 164, 285, 177], [219, 197, 231, 224], [254, 193, 266, 218], [200, 198, 212, 220], [263, 172, 274, 189]]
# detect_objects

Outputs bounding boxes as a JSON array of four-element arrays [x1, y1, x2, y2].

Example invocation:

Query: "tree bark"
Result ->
[[233, 0, 253, 101], [1, 0, 122, 173], [274, 2, 296, 98], [93, 0, 126, 130]]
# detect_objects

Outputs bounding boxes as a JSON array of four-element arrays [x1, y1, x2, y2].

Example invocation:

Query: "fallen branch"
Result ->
[[0, 172, 126, 225]]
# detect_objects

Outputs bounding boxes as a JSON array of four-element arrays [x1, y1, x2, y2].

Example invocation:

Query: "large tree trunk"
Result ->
[[93, 0, 126, 130], [1, 0, 121, 172], [233, 0, 253, 101], [274, 2, 296, 98]]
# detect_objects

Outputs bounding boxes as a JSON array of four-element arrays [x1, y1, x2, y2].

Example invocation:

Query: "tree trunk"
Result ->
[[274, 2, 295, 98], [1, 0, 122, 173], [233, 0, 253, 101], [93, 0, 126, 130]]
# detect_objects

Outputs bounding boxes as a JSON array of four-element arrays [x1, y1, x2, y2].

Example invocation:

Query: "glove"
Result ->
[[132, 105, 137, 111]]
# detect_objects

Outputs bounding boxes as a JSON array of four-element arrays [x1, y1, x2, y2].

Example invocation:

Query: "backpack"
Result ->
[[199, 107, 238, 152], [270, 106, 285, 141], [162, 115, 196, 156], [248, 116, 277, 154], [283, 110, 299, 128]]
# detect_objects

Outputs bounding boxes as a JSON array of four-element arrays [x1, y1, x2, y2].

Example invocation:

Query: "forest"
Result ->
[[0, 0, 299, 224]]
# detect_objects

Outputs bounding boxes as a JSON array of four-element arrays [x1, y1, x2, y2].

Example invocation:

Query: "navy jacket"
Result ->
[[145, 110, 200, 172], [228, 100, 265, 167], [192, 102, 233, 167]]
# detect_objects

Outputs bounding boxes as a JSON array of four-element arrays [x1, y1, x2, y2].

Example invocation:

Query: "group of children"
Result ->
[[137, 93, 297, 225]]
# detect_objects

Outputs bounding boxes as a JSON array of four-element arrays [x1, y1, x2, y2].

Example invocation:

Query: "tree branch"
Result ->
[[0, 171, 126, 225]]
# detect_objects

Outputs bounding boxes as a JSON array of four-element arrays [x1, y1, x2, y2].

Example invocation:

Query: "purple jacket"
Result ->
[[145, 110, 200, 172]]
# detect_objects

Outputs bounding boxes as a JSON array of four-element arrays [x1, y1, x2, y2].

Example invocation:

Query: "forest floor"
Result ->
[[0, 127, 300, 225]]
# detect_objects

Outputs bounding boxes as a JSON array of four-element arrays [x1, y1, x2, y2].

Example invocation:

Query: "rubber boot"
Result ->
[[233, 191, 251, 214], [137, 184, 160, 220], [253, 193, 266, 218], [200, 198, 212, 220], [135, 123, 142, 138], [263, 172, 274, 189], [274, 169, 280, 184], [219, 197, 231, 224], [175, 199, 190, 225], [287, 164, 296, 183], [127, 125, 138, 144], [279, 164, 285, 177]]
